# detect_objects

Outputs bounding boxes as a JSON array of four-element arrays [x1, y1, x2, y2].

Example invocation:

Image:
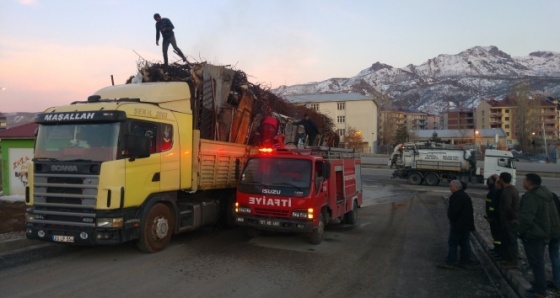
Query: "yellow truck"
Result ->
[[25, 64, 260, 252]]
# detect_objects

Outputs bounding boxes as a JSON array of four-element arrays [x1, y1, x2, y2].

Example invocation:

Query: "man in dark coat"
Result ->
[[154, 13, 187, 65], [294, 114, 319, 146], [497, 172, 520, 268], [438, 180, 475, 269], [519, 173, 560, 297]]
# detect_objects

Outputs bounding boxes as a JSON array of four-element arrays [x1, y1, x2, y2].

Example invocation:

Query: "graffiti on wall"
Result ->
[[9, 148, 33, 196]]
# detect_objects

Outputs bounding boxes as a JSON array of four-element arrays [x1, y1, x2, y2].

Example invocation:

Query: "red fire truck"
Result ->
[[234, 146, 363, 244]]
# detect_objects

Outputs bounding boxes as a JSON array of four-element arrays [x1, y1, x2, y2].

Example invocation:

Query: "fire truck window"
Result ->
[[315, 161, 324, 192]]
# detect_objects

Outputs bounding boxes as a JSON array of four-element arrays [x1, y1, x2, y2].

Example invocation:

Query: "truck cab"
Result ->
[[234, 147, 362, 244], [478, 149, 517, 184]]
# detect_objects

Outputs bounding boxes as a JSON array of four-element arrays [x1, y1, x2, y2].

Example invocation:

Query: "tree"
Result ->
[[344, 127, 364, 151], [511, 81, 541, 152], [394, 124, 409, 144]]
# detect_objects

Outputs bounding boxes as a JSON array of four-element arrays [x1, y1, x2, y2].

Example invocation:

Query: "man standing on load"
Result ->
[[153, 13, 188, 65]]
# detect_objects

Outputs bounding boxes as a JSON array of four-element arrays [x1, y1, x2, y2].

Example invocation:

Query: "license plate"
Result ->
[[259, 220, 280, 226], [53, 235, 74, 243]]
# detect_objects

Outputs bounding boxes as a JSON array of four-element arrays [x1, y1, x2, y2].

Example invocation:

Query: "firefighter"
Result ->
[[484, 174, 502, 257]]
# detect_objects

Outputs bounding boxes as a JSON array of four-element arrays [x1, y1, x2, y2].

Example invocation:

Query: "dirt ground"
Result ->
[[0, 201, 27, 234]]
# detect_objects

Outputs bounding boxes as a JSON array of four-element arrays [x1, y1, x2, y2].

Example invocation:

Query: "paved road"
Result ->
[[0, 170, 514, 297]]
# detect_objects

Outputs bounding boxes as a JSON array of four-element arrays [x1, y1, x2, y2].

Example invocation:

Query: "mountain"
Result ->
[[273, 46, 560, 113]]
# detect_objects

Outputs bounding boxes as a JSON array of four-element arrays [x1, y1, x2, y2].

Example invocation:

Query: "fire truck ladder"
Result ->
[[279, 146, 359, 160]]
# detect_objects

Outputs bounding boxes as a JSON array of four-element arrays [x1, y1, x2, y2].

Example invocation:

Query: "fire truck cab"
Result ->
[[234, 146, 363, 244]]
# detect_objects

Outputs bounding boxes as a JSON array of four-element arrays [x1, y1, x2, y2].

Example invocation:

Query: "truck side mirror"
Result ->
[[323, 162, 330, 179], [126, 134, 151, 160]]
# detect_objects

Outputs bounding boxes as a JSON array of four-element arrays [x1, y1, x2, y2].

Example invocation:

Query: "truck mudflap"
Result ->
[[235, 215, 314, 233], [25, 222, 139, 246]]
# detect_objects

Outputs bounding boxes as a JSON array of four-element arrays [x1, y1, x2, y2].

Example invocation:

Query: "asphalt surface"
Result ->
[[2, 158, 558, 297]]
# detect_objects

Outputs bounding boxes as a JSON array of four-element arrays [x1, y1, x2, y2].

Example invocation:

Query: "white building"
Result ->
[[285, 93, 378, 152]]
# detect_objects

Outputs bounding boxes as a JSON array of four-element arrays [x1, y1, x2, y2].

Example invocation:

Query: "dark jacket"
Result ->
[[294, 118, 319, 137], [519, 185, 560, 240], [448, 189, 475, 233], [499, 184, 520, 223], [484, 185, 500, 222], [156, 17, 175, 42]]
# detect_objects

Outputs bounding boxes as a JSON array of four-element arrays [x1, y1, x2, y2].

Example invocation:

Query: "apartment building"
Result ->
[[285, 93, 378, 152], [475, 96, 559, 146], [442, 108, 475, 130], [378, 107, 440, 150]]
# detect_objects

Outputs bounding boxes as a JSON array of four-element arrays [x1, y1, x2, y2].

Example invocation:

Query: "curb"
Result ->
[[0, 237, 44, 255]]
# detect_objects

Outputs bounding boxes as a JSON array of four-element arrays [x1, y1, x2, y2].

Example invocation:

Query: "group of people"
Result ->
[[440, 172, 560, 298]]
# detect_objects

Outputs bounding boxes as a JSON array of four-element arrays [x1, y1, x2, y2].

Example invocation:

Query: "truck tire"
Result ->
[[424, 173, 440, 186], [408, 172, 423, 185], [344, 200, 358, 225], [309, 213, 325, 245], [137, 203, 175, 253]]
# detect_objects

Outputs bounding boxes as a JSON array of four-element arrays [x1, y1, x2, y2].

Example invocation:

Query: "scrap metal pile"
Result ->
[[126, 61, 335, 145]]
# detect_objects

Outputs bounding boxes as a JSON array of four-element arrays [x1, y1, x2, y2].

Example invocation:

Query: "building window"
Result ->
[[337, 129, 345, 136], [505, 117, 509, 121], [337, 116, 345, 123], [505, 109, 509, 113], [310, 103, 319, 111], [337, 102, 345, 110], [506, 132, 510, 137], [505, 125, 510, 129]]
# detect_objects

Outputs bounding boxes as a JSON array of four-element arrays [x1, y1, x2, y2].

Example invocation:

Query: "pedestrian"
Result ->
[[484, 174, 502, 255], [438, 180, 475, 269], [547, 191, 560, 291], [293, 114, 319, 146], [519, 173, 560, 297], [153, 13, 187, 65], [497, 172, 520, 269]]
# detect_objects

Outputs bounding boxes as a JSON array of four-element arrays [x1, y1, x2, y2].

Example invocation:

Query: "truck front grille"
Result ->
[[254, 208, 289, 218], [34, 173, 99, 209]]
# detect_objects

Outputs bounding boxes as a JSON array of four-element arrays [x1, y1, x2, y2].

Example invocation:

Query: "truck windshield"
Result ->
[[238, 157, 312, 197], [34, 123, 120, 162]]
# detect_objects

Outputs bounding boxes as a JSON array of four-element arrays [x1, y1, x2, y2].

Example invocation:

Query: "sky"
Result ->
[[0, 0, 559, 113]]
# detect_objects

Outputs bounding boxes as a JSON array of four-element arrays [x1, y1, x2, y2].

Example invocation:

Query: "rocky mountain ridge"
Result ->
[[273, 46, 560, 113]]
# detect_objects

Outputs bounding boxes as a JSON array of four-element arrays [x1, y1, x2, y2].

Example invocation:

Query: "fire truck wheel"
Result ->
[[136, 203, 175, 253], [424, 173, 440, 186], [344, 201, 358, 225], [407, 172, 423, 185], [244, 228, 261, 239], [309, 213, 325, 245], [220, 192, 237, 228]]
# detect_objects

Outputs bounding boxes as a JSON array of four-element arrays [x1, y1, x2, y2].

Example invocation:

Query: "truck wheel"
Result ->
[[424, 173, 440, 186], [309, 213, 325, 245], [220, 192, 236, 229], [344, 200, 358, 225], [136, 203, 174, 253], [408, 172, 422, 185]]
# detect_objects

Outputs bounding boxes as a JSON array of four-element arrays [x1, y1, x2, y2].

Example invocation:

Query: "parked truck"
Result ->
[[234, 146, 362, 244], [24, 64, 278, 252], [389, 143, 516, 186]]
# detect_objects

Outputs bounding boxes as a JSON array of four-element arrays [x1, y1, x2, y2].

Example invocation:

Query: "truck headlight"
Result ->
[[235, 202, 251, 214], [97, 218, 124, 228], [293, 208, 314, 219]]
